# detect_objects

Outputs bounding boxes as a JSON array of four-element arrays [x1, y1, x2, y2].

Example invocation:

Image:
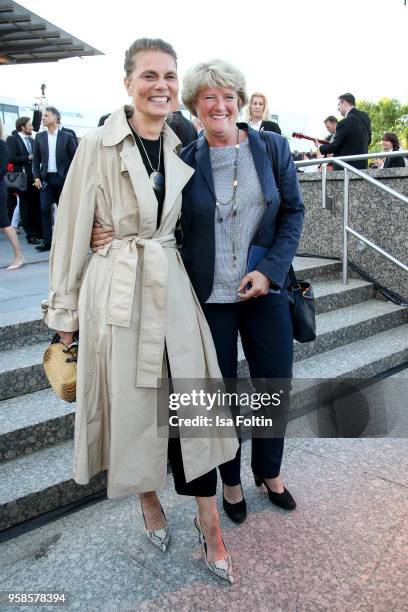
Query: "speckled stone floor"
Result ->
[[0, 438, 407, 612]]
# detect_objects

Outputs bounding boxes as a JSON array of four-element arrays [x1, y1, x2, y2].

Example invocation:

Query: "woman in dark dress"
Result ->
[[0, 119, 24, 270]]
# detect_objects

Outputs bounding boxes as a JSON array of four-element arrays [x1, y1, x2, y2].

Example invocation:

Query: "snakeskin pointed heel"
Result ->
[[194, 517, 234, 584], [141, 501, 170, 552]]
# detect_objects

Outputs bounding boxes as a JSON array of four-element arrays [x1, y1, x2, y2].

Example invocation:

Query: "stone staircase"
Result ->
[[1, 257, 408, 536]]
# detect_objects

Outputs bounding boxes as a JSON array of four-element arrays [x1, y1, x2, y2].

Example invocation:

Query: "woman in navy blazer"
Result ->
[[180, 59, 304, 523]]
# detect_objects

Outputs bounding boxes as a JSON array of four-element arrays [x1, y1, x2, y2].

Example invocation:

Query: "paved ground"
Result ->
[[0, 438, 407, 612], [0, 232, 49, 314]]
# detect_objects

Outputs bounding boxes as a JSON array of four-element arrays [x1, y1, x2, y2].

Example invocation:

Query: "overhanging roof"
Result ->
[[0, 0, 103, 65]]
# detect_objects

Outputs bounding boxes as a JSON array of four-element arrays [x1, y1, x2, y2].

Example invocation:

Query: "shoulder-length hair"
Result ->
[[382, 132, 400, 151], [181, 59, 247, 116], [245, 92, 270, 122]]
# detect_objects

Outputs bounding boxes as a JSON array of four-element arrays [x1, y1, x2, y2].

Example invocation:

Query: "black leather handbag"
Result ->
[[5, 169, 27, 192], [261, 131, 316, 343], [288, 265, 316, 343]]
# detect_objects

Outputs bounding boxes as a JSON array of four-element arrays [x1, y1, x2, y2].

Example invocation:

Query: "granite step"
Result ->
[[0, 341, 50, 401], [3, 321, 408, 532], [0, 389, 74, 463], [0, 307, 52, 351], [293, 256, 342, 281], [0, 439, 106, 532], [293, 324, 408, 380], [2, 322, 408, 532], [313, 278, 375, 314], [290, 324, 408, 417], [237, 324, 408, 418], [3, 300, 403, 465], [294, 299, 408, 361]]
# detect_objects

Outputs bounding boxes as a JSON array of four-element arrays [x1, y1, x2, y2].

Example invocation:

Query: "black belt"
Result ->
[[46, 172, 58, 176]]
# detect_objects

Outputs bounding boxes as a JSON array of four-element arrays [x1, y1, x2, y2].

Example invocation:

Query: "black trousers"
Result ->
[[168, 436, 217, 496], [202, 296, 293, 486], [39, 174, 64, 243], [19, 183, 42, 239], [168, 295, 293, 496]]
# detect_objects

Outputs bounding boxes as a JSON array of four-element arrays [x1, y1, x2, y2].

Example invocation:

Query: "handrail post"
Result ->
[[343, 169, 349, 285], [321, 163, 327, 209]]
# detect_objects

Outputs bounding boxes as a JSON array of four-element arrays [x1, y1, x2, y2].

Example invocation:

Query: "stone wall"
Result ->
[[297, 167, 408, 301]]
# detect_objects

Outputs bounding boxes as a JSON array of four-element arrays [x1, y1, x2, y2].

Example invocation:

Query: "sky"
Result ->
[[1, 0, 407, 148]]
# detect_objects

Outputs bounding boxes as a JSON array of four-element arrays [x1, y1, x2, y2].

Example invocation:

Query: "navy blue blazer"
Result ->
[[32, 129, 77, 181], [180, 124, 305, 304]]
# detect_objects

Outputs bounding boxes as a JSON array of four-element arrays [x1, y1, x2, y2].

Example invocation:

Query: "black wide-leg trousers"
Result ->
[[169, 294, 293, 496], [202, 296, 293, 486]]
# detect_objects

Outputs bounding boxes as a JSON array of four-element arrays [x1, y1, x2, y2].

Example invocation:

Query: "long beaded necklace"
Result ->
[[214, 128, 241, 265]]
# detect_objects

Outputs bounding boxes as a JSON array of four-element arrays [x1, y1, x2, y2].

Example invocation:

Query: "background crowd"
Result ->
[[1, 89, 407, 271]]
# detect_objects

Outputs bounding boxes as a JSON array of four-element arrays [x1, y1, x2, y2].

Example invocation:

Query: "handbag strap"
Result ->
[[288, 265, 299, 289], [261, 131, 299, 290]]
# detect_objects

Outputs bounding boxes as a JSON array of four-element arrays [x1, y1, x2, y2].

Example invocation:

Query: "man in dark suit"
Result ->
[[318, 93, 371, 169], [6, 117, 43, 243], [57, 118, 79, 146], [32, 106, 77, 251], [166, 110, 198, 147]]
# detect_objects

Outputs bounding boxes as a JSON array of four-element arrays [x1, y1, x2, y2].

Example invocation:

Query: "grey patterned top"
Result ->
[[206, 139, 266, 303]]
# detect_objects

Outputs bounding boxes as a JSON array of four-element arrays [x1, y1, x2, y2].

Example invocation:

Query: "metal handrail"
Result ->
[[295, 149, 408, 167], [293, 152, 408, 284]]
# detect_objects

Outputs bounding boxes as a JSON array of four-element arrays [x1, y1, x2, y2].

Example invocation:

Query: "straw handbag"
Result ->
[[43, 334, 78, 402]]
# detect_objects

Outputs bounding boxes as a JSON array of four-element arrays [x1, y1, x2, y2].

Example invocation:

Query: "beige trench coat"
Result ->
[[46, 107, 238, 497]]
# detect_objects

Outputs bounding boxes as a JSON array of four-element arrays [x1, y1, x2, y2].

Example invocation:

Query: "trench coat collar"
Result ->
[[103, 107, 193, 234], [194, 123, 268, 202], [160, 126, 194, 225], [102, 106, 134, 146]]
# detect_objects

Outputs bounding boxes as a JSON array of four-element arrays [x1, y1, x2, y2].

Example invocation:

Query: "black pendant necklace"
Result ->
[[132, 128, 164, 192]]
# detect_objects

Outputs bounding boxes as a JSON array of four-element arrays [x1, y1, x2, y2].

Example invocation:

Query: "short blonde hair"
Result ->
[[182, 59, 248, 116], [246, 92, 270, 122]]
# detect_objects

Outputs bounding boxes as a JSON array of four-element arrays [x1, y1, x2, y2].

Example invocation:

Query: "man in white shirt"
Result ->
[[32, 106, 77, 251]]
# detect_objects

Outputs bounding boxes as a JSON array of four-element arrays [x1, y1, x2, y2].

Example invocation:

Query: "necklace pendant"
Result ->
[[150, 171, 164, 192]]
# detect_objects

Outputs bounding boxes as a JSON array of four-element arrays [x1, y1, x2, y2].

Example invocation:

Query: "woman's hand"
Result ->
[[237, 271, 271, 301], [90, 222, 116, 252], [58, 331, 75, 347]]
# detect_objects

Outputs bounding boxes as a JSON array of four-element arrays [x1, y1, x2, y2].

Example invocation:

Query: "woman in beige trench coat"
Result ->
[[45, 38, 238, 583]]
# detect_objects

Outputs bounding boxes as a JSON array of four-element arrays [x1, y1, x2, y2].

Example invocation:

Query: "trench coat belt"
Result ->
[[97, 234, 176, 388]]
